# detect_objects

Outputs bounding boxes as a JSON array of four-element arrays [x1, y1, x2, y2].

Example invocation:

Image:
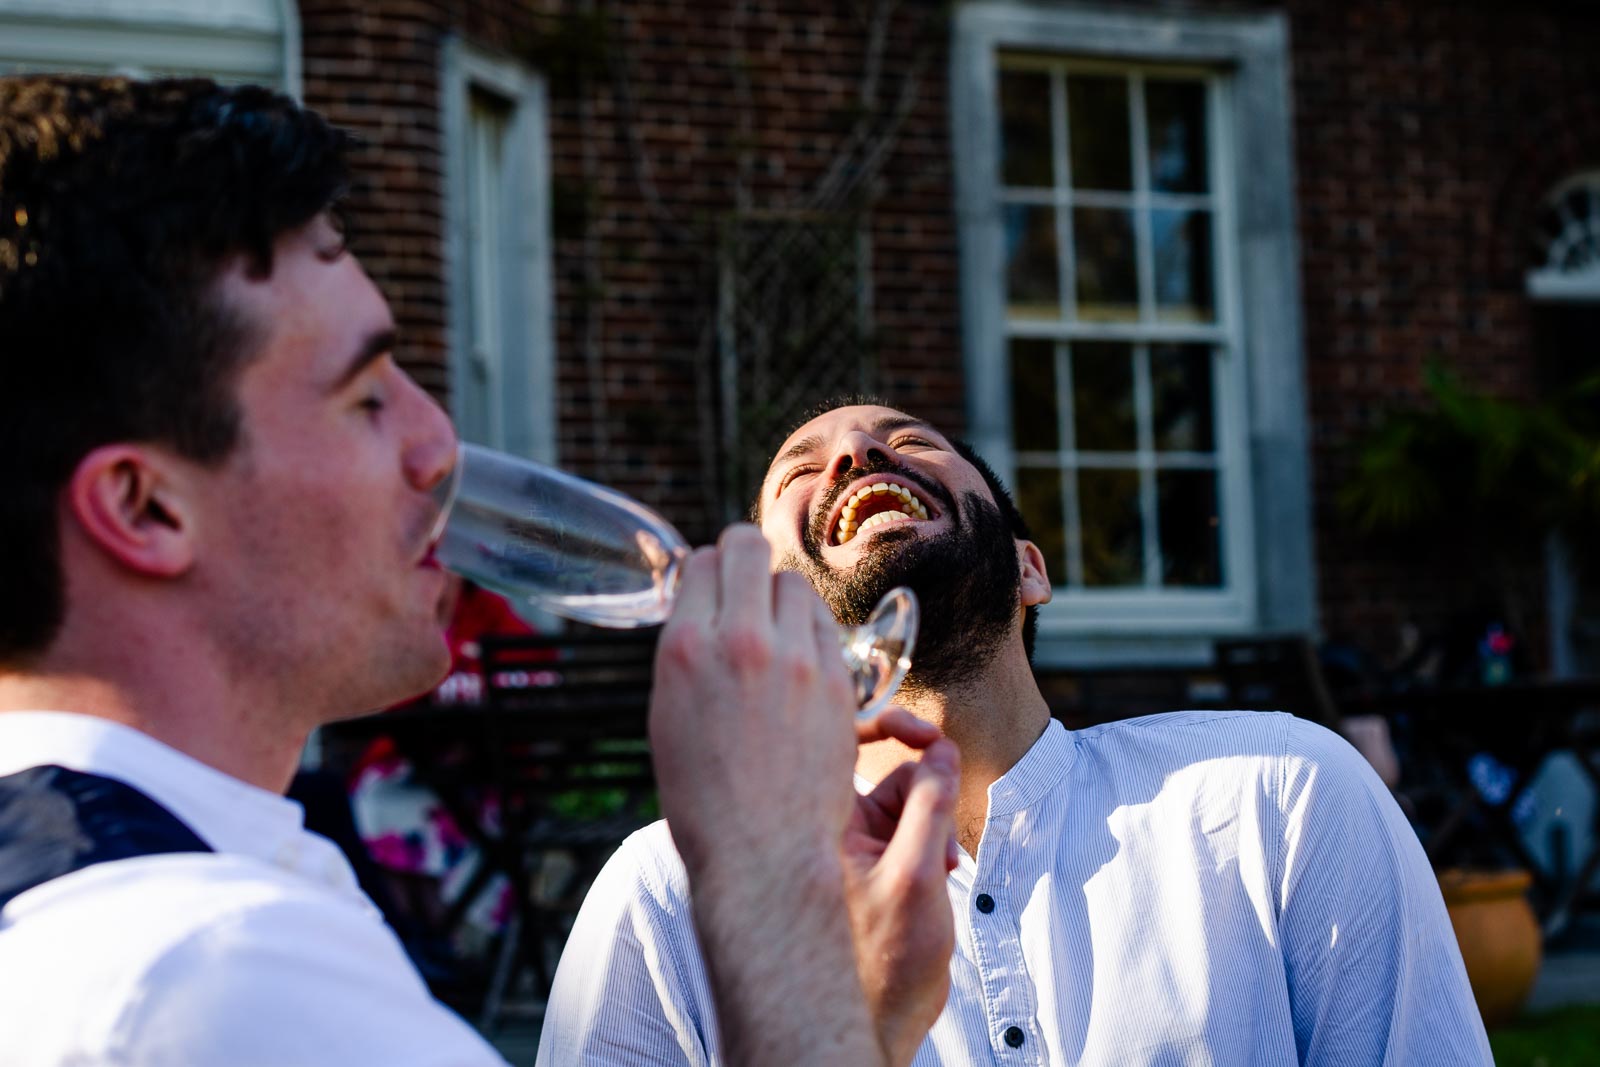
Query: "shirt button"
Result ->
[[975, 893, 995, 914], [1004, 1026, 1026, 1048]]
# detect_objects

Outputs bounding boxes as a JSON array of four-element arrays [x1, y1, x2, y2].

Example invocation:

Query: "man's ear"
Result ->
[[1018, 539, 1052, 607], [66, 445, 198, 578]]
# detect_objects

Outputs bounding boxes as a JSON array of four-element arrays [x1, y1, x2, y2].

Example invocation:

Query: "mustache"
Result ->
[[804, 456, 957, 554]]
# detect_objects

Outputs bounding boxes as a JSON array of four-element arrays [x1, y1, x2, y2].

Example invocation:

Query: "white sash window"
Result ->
[[953, 3, 1313, 665]]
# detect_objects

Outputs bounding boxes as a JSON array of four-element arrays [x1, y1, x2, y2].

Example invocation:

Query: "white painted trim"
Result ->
[[0, 16, 282, 80], [0, 0, 277, 32], [1527, 264, 1600, 302], [1032, 631, 1218, 669], [275, 0, 300, 98], [440, 37, 557, 468]]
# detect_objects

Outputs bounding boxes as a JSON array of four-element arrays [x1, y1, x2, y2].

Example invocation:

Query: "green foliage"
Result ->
[[1339, 364, 1600, 567], [1489, 1005, 1600, 1066]]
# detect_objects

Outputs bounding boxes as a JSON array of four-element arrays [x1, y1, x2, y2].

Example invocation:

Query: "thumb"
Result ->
[[874, 740, 959, 885]]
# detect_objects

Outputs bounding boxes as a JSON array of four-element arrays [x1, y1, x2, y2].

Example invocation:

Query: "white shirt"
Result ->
[[538, 711, 1491, 1066], [0, 711, 507, 1067]]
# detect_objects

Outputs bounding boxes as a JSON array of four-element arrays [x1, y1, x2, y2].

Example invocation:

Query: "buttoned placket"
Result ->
[[965, 798, 1045, 1065]]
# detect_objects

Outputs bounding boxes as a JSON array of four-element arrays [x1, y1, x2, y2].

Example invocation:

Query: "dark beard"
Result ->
[[777, 480, 1022, 695]]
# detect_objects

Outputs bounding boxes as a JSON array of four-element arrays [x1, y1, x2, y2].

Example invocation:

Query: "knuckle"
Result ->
[[657, 620, 707, 671], [780, 649, 819, 688], [722, 628, 773, 671]]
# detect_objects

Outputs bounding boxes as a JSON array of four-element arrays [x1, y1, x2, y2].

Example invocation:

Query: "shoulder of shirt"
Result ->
[[7, 851, 378, 967], [1068, 708, 1287, 751], [1, 854, 508, 1065], [571, 819, 696, 935], [14, 849, 337, 908], [604, 819, 691, 906], [1070, 708, 1353, 754], [2, 853, 400, 1023], [1067, 709, 1370, 793]]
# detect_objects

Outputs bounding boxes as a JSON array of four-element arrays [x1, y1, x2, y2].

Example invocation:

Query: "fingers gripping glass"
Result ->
[[428, 444, 919, 718]]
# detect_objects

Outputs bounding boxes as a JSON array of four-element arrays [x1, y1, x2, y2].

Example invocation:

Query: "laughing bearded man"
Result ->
[[538, 401, 1492, 1067]]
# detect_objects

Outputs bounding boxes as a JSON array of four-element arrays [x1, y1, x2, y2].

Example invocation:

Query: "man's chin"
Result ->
[[369, 632, 454, 713]]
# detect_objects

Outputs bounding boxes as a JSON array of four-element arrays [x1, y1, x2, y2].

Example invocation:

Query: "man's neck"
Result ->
[[854, 644, 1051, 856], [0, 664, 310, 795]]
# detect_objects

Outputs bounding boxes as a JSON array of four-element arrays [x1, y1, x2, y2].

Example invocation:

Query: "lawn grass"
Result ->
[[1490, 1005, 1600, 1066]]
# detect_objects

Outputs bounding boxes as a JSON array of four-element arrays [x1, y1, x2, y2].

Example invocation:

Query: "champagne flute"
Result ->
[[428, 443, 918, 718]]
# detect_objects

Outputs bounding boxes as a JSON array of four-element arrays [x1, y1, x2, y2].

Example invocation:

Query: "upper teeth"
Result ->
[[835, 482, 931, 544]]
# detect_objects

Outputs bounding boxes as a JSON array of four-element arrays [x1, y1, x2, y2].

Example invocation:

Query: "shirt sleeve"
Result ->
[[1274, 719, 1493, 1066], [536, 825, 720, 1067], [116, 889, 508, 1067]]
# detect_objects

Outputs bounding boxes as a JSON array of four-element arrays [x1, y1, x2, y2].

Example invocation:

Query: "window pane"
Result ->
[[1157, 469, 1222, 587], [1071, 341, 1136, 451], [1145, 79, 1208, 194], [1009, 339, 1060, 452], [1151, 209, 1214, 323], [1015, 466, 1067, 582], [1005, 204, 1061, 319], [1067, 74, 1131, 191], [1079, 468, 1143, 586], [999, 70, 1054, 188], [1150, 344, 1215, 452], [1073, 207, 1138, 321]]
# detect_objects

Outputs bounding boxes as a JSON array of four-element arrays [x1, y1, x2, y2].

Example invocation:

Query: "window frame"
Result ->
[[441, 38, 557, 465], [952, 2, 1314, 666], [0, 0, 298, 90]]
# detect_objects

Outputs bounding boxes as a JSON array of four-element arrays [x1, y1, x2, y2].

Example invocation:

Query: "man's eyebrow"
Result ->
[[871, 414, 941, 438], [769, 433, 825, 474], [330, 327, 397, 391]]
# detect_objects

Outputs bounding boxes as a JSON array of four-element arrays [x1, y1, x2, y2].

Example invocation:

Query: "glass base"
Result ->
[[843, 586, 920, 719]]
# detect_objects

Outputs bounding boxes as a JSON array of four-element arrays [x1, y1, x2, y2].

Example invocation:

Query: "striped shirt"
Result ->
[[538, 711, 1490, 1066]]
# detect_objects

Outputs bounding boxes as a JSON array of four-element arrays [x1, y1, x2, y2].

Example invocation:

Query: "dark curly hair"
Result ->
[[0, 76, 354, 664]]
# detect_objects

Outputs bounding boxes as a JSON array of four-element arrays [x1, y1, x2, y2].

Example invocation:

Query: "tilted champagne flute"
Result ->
[[428, 443, 918, 718]]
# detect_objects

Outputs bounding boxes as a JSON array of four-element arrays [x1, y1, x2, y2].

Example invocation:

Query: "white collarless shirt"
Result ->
[[0, 711, 507, 1067], [537, 710, 1492, 1066]]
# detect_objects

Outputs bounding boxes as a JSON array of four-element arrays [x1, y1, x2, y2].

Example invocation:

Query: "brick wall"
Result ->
[[298, 0, 961, 545], [1285, 0, 1600, 658], [297, 0, 1600, 661]]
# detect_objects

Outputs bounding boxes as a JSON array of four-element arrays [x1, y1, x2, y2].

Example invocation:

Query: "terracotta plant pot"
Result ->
[[1437, 868, 1542, 1028]]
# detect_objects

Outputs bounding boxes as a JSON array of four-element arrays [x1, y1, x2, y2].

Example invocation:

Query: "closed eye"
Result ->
[[891, 436, 938, 450], [777, 464, 820, 494]]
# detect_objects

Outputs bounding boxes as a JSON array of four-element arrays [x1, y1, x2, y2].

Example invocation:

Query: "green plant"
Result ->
[[1489, 1004, 1600, 1066], [1339, 364, 1600, 628]]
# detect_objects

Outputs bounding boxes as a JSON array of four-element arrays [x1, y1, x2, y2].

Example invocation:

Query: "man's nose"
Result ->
[[403, 382, 459, 494], [827, 430, 896, 479]]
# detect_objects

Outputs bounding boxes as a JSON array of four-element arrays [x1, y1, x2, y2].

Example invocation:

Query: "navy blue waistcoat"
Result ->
[[0, 765, 212, 912]]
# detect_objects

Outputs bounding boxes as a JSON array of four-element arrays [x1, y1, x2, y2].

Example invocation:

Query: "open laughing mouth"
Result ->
[[828, 477, 939, 545]]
